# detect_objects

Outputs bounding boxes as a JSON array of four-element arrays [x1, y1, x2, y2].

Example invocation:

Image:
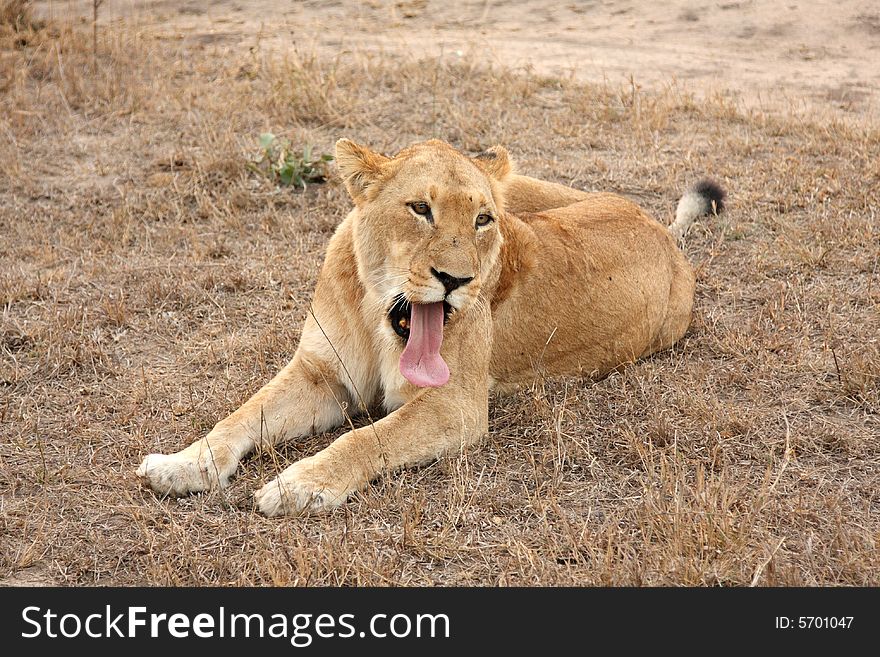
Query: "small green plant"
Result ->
[[250, 133, 333, 189]]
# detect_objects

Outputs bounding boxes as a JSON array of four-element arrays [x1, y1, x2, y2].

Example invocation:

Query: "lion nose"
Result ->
[[431, 268, 473, 294]]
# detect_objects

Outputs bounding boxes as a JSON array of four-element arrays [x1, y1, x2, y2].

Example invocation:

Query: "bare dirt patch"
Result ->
[[64, 0, 880, 119], [0, 564, 56, 587], [1, 2, 878, 586]]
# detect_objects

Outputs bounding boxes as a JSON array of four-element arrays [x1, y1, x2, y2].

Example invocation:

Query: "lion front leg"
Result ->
[[255, 385, 489, 515], [137, 321, 358, 496]]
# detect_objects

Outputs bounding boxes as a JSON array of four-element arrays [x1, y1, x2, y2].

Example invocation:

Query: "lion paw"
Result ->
[[255, 457, 351, 516], [136, 447, 235, 496]]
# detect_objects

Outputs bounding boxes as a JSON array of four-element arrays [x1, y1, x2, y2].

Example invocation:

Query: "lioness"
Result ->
[[137, 138, 723, 516]]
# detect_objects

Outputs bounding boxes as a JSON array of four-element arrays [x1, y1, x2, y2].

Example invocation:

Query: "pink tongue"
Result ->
[[399, 302, 450, 387]]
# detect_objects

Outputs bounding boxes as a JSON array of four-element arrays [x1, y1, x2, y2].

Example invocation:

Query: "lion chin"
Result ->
[[137, 137, 724, 516]]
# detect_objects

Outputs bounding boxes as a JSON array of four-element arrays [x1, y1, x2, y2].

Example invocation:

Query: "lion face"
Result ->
[[336, 138, 510, 387]]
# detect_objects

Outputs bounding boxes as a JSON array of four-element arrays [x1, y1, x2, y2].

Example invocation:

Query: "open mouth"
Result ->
[[387, 294, 452, 341], [388, 294, 453, 388]]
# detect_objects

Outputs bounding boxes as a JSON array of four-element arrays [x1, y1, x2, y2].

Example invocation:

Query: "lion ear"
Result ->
[[473, 145, 513, 181], [335, 138, 390, 203]]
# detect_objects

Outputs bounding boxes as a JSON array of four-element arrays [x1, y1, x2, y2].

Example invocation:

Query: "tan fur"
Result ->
[[137, 139, 696, 516]]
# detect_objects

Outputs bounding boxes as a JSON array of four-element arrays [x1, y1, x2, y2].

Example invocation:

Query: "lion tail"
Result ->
[[668, 179, 726, 241]]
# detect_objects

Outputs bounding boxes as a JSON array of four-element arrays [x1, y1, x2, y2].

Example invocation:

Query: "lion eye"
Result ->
[[475, 213, 494, 228], [408, 201, 432, 218]]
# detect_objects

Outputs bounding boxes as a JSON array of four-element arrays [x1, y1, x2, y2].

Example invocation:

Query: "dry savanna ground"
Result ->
[[1, 2, 878, 586]]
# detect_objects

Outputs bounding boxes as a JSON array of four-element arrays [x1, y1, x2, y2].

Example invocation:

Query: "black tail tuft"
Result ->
[[670, 178, 727, 239], [693, 179, 726, 214]]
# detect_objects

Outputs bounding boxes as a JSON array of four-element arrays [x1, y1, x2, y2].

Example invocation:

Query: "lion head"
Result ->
[[335, 138, 511, 388]]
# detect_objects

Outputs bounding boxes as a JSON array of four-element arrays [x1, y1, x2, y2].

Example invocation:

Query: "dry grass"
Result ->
[[1, 11, 878, 587]]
